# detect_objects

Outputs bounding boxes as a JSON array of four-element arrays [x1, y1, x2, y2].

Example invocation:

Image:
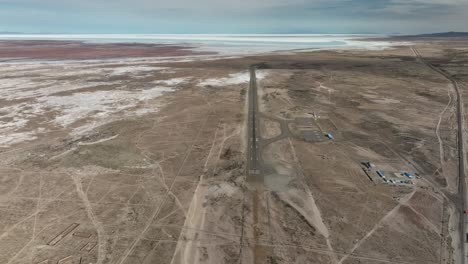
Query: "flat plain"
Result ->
[[0, 39, 467, 263]]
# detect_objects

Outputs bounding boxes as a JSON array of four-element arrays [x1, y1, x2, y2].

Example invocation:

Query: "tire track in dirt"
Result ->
[[134, 118, 188, 216], [170, 124, 240, 264], [435, 86, 453, 166], [412, 46, 467, 264], [169, 121, 221, 264], [70, 173, 107, 264], [117, 114, 211, 264], [338, 190, 416, 264], [0, 184, 72, 242], [4, 204, 87, 264], [287, 138, 339, 264]]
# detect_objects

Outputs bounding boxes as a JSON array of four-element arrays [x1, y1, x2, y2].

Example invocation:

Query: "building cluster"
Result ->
[[362, 161, 414, 185]]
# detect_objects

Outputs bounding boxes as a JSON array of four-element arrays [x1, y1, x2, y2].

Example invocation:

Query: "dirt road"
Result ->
[[412, 46, 466, 264]]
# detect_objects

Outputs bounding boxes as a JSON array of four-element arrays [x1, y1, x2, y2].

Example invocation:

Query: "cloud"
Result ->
[[0, 0, 467, 33]]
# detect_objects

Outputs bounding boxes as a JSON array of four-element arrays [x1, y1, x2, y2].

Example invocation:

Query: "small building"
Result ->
[[402, 172, 414, 178], [376, 170, 385, 178], [363, 161, 375, 169]]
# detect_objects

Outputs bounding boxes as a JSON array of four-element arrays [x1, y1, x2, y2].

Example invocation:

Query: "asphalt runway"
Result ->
[[247, 66, 261, 179]]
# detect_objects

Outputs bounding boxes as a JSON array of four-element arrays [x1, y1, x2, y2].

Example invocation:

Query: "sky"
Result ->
[[0, 0, 467, 34]]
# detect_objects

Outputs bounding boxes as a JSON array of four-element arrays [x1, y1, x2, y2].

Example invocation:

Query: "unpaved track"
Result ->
[[287, 138, 339, 264], [435, 86, 454, 173], [0, 184, 71, 242], [170, 179, 208, 264], [412, 46, 466, 264], [170, 124, 239, 264], [246, 68, 339, 263], [117, 114, 211, 264], [338, 190, 416, 264], [3, 188, 86, 264], [70, 173, 107, 264], [245, 68, 338, 263]]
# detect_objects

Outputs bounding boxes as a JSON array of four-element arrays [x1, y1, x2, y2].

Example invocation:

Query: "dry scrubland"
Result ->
[[0, 40, 467, 264]]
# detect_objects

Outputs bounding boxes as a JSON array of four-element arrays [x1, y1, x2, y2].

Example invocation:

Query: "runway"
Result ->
[[247, 66, 261, 179]]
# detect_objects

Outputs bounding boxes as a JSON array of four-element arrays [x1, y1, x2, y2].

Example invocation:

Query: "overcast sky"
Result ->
[[0, 0, 467, 34]]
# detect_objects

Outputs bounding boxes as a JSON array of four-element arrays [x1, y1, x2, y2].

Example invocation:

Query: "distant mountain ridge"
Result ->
[[399, 31, 468, 38]]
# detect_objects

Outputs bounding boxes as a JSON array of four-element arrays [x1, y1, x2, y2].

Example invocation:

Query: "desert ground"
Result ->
[[0, 39, 467, 264], [0, 40, 213, 60]]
